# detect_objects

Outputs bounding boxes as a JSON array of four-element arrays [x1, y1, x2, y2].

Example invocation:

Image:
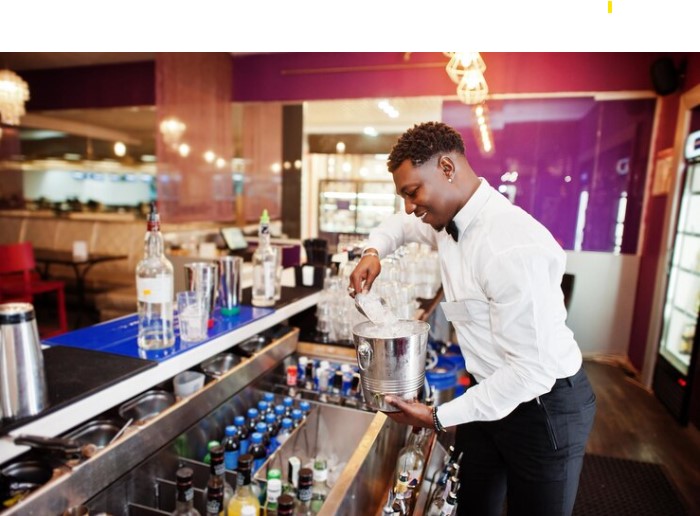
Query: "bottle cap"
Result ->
[[234, 415, 245, 426], [258, 401, 269, 412], [251, 432, 263, 444], [299, 356, 308, 366], [210, 445, 224, 461], [267, 468, 283, 480], [313, 467, 328, 482], [275, 404, 285, 416], [176, 467, 194, 484], [247, 408, 259, 418], [292, 409, 302, 420], [225, 425, 237, 436], [207, 440, 220, 451], [263, 392, 275, 402], [300, 401, 310, 412], [260, 209, 270, 224], [265, 413, 276, 424], [256, 422, 267, 433], [299, 467, 314, 485], [281, 418, 292, 429], [278, 494, 295, 509], [283, 396, 293, 407]]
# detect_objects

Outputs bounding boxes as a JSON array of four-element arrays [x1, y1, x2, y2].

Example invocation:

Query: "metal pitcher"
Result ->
[[352, 320, 430, 412], [218, 256, 242, 316], [0, 303, 48, 420]]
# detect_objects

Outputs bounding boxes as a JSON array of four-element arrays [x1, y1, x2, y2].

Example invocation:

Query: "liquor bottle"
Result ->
[[299, 401, 311, 421], [222, 426, 240, 471], [426, 476, 459, 516], [256, 421, 271, 452], [204, 446, 234, 512], [173, 467, 201, 516], [277, 494, 295, 516], [295, 468, 314, 516], [394, 427, 427, 491], [227, 454, 261, 516], [136, 202, 174, 350], [274, 404, 286, 423], [391, 471, 410, 516], [284, 456, 301, 495], [264, 478, 282, 516], [291, 409, 303, 429], [275, 418, 293, 447], [252, 209, 277, 307], [205, 484, 224, 516], [309, 458, 329, 514], [428, 451, 462, 508]]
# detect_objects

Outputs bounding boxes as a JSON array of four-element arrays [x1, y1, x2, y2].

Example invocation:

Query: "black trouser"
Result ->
[[455, 367, 596, 516]]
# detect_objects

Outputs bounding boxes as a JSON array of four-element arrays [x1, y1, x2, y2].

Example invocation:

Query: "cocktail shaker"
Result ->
[[218, 256, 242, 316], [0, 303, 48, 420]]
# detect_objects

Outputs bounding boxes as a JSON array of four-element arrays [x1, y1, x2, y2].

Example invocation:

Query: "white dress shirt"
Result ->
[[366, 178, 582, 427]]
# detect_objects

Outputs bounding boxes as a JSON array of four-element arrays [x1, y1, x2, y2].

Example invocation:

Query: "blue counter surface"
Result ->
[[43, 305, 275, 362]]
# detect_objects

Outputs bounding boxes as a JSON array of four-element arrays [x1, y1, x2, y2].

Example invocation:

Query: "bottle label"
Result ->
[[214, 463, 225, 476], [224, 450, 239, 471], [299, 486, 312, 502], [206, 498, 223, 515], [137, 277, 173, 303]]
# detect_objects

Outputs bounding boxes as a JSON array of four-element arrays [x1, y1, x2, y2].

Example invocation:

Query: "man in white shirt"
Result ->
[[349, 122, 596, 516]]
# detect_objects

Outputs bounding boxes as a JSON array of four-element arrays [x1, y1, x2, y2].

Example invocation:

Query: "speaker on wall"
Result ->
[[651, 57, 685, 96]]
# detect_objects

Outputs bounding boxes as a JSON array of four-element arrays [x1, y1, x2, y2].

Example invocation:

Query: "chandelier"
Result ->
[[0, 70, 30, 126], [159, 116, 187, 149], [445, 52, 489, 106]]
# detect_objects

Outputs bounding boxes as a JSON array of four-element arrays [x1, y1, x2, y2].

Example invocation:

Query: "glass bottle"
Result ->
[[204, 446, 234, 512], [391, 471, 410, 516], [252, 209, 277, 307], [173, 467, 201, 516], [295, 468, 314, 516], [136, 202, 174, 351], [234, 415, 250, 455], [256, 421, 271, 452], [222, 425, 240, 471], [309, 458, 329, 514], [264, 478, 282, 516], [277, 494, 295, 516], [205, 484, 224, 516], [394, 427, 427, 490], [227, 454, 261, 516], [426, 478, 459, 516], [276, 418, 293, 447], [248, 432, 267, 474]]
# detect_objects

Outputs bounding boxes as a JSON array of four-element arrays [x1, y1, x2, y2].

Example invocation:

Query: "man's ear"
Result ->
[[438, 155, 455, 177]]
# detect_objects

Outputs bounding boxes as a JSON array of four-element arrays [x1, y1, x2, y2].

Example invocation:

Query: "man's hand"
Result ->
[[383, 396, 434, 429], [349, 252, 381, 296]]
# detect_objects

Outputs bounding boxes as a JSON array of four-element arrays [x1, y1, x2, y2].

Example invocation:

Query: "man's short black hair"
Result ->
[[387, 122, 465, 172]]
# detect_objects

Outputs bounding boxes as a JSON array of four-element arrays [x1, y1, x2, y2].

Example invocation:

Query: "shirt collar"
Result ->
[[449, 178, 492, 239]]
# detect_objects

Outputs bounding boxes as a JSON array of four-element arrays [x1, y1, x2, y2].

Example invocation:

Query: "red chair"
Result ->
[[0, 242, 68, 337]]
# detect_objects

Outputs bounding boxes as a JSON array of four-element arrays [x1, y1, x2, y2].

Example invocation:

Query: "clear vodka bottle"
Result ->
[[252, 209, 277, 307], [136, 202, 174, 350]]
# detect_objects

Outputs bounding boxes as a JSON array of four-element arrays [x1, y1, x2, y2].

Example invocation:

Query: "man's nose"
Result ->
[[404, 199, 415, 214]]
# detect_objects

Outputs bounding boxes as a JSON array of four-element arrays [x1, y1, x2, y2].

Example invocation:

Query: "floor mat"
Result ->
[[574, 454, 687, 516]]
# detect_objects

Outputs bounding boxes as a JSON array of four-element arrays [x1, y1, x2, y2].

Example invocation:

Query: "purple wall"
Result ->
[[443, 97, 655, 253]]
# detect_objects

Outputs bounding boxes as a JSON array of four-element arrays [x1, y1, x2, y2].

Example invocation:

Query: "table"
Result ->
[[33, 248, 128, 324]]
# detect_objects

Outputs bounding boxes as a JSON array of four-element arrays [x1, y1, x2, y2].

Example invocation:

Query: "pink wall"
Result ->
[[231, 52, 683, 102]]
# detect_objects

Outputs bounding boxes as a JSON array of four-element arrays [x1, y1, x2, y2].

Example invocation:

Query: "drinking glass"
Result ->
[[177, 291, 209, 342]]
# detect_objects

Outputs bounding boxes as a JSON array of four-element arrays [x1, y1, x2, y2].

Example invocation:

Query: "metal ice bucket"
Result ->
[[352, 320, 430, 412]]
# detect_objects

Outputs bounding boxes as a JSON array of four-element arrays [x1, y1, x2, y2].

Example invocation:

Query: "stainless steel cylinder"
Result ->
[[183, 262, 219, 316], [218, 256, 242, 316], [0, 303, 48, 420], [352, 320, 430, 412]]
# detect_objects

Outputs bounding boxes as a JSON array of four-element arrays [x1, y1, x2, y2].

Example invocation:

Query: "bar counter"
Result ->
[[0, 286, 321, 468]]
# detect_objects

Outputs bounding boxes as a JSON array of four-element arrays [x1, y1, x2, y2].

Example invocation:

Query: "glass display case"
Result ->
[[318, 179, 399, 235], [654, 153, 700, 423]]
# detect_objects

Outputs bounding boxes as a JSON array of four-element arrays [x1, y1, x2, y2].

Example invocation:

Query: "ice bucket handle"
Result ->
[[356, 341, 372, 371]]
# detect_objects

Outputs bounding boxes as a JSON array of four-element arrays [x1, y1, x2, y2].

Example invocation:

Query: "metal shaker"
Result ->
[[0, 303, 48, 420], [218, 256, 242, 316]]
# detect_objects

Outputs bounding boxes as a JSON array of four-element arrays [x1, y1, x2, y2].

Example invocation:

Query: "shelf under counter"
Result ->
[[0, 286, 321, 467]]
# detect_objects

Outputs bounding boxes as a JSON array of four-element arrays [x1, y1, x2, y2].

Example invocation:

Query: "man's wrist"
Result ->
[[432, 405, 446, 433], [361, 248, 379, 259]]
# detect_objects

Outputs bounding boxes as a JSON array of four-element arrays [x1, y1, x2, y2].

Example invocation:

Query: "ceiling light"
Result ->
[[203, 150, 216, 164], [114, 141, 126, 157], [0, 69, 30, 125], [445, 52, 486, 84], [159, 117, 186, 149], [364, 127, 379, 137], [336, 142, 346, 154], [216, 157, 226, 169], [178, 143, 190, 157]]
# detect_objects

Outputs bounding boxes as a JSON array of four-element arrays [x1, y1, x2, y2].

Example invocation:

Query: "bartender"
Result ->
[[349, 122, 596, 516]]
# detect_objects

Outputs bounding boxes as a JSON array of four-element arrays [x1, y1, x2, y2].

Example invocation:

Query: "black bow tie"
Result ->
[[446, 220, 459, 242]]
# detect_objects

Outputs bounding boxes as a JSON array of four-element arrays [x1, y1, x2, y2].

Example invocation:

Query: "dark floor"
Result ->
[[584, 359, 700, 514]]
